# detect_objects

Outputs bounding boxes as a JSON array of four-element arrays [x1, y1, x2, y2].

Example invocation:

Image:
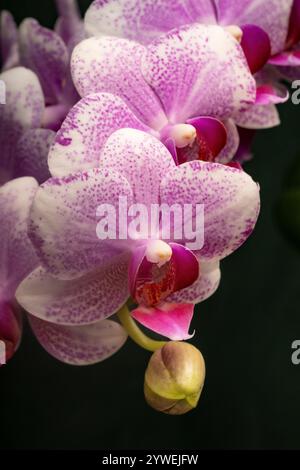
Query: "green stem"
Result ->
[[117, 305, 166, 352]]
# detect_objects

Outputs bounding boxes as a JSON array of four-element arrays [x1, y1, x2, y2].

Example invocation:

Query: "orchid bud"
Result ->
[[144, 341, 205, 415]]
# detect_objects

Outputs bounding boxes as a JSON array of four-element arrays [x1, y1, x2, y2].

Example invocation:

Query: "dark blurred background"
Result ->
[[1, 0, 300, 451]]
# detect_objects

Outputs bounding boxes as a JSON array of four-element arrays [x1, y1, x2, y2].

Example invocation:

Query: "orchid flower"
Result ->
[[0, 1, 85, 184], [84, 0, 297, 70], [69, 24, 256, 169], [0, 0, 84, 132], [84, 0, 293, 157], [0, 66, 53, 184], [0, 177, 127, 366], [16, 128, 260, 341], [0, 178, 38, 363]]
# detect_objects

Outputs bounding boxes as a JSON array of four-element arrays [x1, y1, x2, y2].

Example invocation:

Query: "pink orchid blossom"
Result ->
[[16, 128, 260, 341], [0, 177, 127, 365], [0, 0, 84, 133], [0, 67, 52, 185], [0, 1, 84, 185], [0, 178, 38, 363], [84, 0, 293, 159], [69, 24, 256, 170]]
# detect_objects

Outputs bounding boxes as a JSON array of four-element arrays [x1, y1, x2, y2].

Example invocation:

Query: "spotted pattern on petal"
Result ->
[[100, 128, 175, 208], [28, 315, 127, 365], [0, 10, 20, 70], [17, 262, 130, 326], [160, 161, 260, 260], [0, 67, 44, 182], [215, 0, 293, 55], [49, 93, 150, 178], [29, 168, 134, 280], [71, 36, 167, 129], [19, 19, 69, 104], [14, 128, 54, 184], [142, 24, 256, 124], [0, 177, 39, 301], [234, 103, 280, 129], [84, 0, 217, 42]]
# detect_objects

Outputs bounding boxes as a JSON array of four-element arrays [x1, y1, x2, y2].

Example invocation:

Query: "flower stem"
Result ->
[[117, 305, 166, 352]]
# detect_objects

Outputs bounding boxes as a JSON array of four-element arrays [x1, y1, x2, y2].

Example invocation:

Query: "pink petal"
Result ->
[[84, 0, 217, 43], [142, 24, 256, 123], [131, 302, 195, 340], [14, 129, 54, 183], [19, 19, 69, 104], [28, 315, 127, 365], [286, 0, 300, 49], [29, 168, 133, 280], [0, 10, 19, 70], [255, 84, 289, 105], [71, 36, 167, 129], [216, 0, 293, 55], [234, 103, 280, 129], [48, 93, 150, 178], [0, 177, 39, 298], [16, 264, 130, 326], [54, 0, 84, 48], [100, 128, 175, 208], [240, 24, 271, 74], [0, 67, 44, 182], [160, 161, 260, 260], [269, 50, 300, 66]]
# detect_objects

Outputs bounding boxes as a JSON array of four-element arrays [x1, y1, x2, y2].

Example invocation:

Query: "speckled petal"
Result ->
[[84, 0, 217, 42], [16, 264, 130, 325], [19, 18, 69, 104], [71, 36, 167, 129], [168, 260, 221, 304], [49, 93, 150, 178], [234, 103, 280, 129], [0, 177, 39, 300], [0, 10, 19, 70], [0, 67, 44, 182], [215, 0, 293, 55], [160, 160, 260, 260], [100, 128, 175, 207], [29, 168, 133, 280], [54, 0, 84, 47], [14, 129, 54, 184], [142, 24, 256, 123], [28, 314, 127, 365], [131, 302, 195, 340], [286, 0, 300, 48]]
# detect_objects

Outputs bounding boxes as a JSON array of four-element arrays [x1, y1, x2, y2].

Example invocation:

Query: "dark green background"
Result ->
[[1, 0, 300, 450]]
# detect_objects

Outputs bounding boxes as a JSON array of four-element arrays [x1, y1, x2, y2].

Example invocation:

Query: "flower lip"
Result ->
[[145, 240, 173, 268]]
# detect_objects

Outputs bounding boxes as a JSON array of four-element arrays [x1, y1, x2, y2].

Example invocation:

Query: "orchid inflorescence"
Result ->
[[0, 0, 299, 414]]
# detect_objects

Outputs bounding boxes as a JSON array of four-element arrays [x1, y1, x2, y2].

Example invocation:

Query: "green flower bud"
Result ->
[[144, 341, 205, 415]]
